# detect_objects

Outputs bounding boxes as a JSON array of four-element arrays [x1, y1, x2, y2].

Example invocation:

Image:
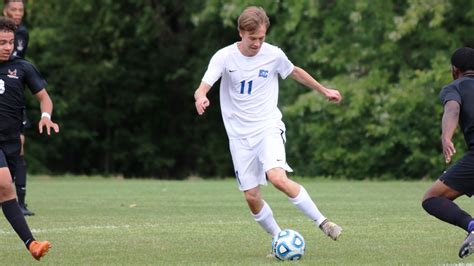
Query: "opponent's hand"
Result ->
[[195, 96, 210, 115], [38, 117, 60, 135], [442, 138, 456, 164], [324, 88, 342, 103]]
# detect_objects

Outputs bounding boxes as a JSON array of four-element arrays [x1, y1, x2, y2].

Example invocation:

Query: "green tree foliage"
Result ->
[[21, 0, 474, 179], [26, 0, 233, 178], [192, 0, 473, 179]]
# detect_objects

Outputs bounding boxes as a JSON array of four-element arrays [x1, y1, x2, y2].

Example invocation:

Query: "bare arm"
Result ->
[[35, 89, 59, 135], [194, 82, 212, 115], [289, 66, 342, 103], [441, 100, 460, 163]]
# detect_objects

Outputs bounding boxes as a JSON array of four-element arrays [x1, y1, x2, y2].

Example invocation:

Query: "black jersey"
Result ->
[[0, 57, 46, 140], [13, 24, 28, 58], [440, 75, 474, 148]]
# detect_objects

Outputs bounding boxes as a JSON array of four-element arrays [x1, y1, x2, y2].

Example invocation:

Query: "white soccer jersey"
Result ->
[[202, 42, 295, 139]]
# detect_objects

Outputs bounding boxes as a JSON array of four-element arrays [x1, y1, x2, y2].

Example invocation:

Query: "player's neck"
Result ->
[[462, 70, 474, 77], [237, 42, 258, 57]]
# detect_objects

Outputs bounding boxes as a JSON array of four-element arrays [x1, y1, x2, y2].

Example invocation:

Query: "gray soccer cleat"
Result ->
[[20, 204, 35, 216], [459, 231, 474, 258], [319, 219, 342, 240]]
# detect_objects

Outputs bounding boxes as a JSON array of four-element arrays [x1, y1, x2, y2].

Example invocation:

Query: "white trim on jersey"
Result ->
[[202, 42, 295, 139]]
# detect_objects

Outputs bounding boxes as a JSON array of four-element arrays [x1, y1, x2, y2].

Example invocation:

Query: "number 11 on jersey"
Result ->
[[240, 80, 253, 95]]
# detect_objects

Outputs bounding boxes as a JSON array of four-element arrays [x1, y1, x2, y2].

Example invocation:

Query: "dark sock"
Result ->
[[15, 156, 27, 206], [1, 199, 34, 248], [16, 185, 26, 207], [422, 197, 473, 232]]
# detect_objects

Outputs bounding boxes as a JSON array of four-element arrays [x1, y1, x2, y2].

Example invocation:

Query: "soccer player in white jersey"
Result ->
[[194, 6, 343, 250]]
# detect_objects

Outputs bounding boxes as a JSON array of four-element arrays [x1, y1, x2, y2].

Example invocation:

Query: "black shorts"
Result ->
[[0, 138, 21, 180], [440, 150, 474, 197]]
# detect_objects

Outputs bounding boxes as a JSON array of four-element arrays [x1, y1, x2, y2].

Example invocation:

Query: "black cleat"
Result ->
[[459, 231, 474, 258], [20, 204, 35, 216]]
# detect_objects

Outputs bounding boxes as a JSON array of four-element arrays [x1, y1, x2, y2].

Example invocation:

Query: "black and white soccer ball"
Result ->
[[272, 229, 305, 261]]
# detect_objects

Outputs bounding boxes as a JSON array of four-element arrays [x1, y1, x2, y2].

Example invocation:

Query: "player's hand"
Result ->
[[324, 89, 342, 103], [38, 117, 60, 135], [195, 96, 210, 115], [441, 137, 456, 164]]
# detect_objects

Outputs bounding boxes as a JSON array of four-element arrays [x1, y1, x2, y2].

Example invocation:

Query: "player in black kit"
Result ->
[[0, 16, 57, 260], [3, 0, 32, 215], [3, 0, 27, 57], [422, 47, 474, 258]]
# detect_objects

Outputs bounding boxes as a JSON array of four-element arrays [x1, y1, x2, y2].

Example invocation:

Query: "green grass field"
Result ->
[[0, 176, 473, 265]]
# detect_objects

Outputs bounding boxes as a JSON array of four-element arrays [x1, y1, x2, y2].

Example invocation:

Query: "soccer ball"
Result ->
[[272, 229, 305, 261]]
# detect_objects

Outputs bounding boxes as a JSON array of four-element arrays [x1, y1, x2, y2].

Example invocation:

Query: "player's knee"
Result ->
[[245, 192, 259, 205], [421, 196, 442, 216], [421, 191, 434, 203], [267, 168, 287, 184], [268, 174, 290, 192], [0, 183, 15, 200], [244, 189, 262, 206], [0, 182, 8, 191], [271, 178, 286, 191], [421, 197, 431, 212]]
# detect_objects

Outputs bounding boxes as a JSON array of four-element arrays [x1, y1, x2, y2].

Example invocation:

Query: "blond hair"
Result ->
[[237, 6, 270, 33]]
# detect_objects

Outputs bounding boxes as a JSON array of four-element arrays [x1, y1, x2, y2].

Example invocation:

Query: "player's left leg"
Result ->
[[229, 137, 282, 238], [260, 128, 342, 240], [15, 134, 34, 216], [266, 168, 342, 240]]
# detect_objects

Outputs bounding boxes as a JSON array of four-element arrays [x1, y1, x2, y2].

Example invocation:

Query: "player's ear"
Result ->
[[452, 65, 461, 80]]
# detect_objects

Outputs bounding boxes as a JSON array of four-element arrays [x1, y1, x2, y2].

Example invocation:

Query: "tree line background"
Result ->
[[20, 0, 474, 179]]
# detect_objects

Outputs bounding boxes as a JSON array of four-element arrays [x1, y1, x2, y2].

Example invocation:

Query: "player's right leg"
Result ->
[[230, 137, 281, 257], [0, 169, 50, 260], [244, 187, 281, 258], [0, 143, 50, 260], [422, 152, 474, 258], [422, 180, 474, 258], [244, 187, 281, 236]]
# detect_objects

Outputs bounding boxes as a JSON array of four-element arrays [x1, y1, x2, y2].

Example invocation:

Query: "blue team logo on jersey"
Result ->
[[259, 69, 269, 78]]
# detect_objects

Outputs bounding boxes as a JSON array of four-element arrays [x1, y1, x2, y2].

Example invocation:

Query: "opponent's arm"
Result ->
[[35, 89, 59, 135], [441, 100, 460, 163], [290, 66, 342, 103], [194, 82, 212, 115]]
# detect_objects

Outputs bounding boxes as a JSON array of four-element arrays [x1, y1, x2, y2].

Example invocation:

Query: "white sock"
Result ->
[[289, 186, 326, 225], [252, 201, 281, 237]]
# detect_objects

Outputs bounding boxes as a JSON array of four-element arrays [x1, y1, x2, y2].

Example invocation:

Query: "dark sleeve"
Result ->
[[439, 84, 461, 106], [23, 61, 47, 94]]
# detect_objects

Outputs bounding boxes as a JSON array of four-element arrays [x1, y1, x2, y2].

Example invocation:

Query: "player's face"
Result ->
[[0, 31, 14, 62], [238, 25, 267, 57], [3, 2, 24, 26]]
